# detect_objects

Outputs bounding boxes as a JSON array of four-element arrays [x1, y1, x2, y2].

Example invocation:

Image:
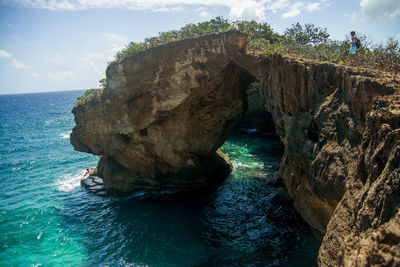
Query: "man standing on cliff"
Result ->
[[348, 31, 357, 66]]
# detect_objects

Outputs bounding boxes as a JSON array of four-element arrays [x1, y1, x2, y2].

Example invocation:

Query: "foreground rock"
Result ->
[[80, 167, 105, 195], [71, 31, 400, 266], [318, 95, 400, 266]]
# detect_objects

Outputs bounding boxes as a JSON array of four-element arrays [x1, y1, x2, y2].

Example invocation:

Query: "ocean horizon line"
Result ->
[[0, 88, 86, 96]]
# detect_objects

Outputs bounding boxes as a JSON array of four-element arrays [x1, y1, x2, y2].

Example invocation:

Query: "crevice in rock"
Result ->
[[139, 128, 148, 137], [118, 132, 132, 143], [308, 120, 319, 143]]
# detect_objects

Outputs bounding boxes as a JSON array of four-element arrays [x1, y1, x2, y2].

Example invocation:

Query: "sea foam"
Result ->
[[56, 170, 84, 192], [60, 131, 72, 139]]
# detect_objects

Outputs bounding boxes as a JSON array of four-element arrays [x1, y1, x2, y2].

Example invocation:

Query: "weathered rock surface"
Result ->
[[71, 31, 400, 266], [72, 32, 250, 194], [259, 56, 398, 237], [255, 55, 400, 265], [318, 95, 400, 266], [80, 167, 105, 195]]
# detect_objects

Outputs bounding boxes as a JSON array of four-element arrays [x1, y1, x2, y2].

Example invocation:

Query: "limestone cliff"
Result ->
[[255, 56, 400, 266], [71, 32, 400, 266]]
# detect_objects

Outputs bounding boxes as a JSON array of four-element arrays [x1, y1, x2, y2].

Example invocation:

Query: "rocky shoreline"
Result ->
[[71, 32, 400, 266]]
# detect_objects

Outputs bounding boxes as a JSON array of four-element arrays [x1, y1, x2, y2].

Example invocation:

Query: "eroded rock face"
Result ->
[[255, 56, 400, 265], [257, 56, 397, 236], [318, 95, 400, 266], [71, 31, 400, 266], [71, 32, 251, 194]]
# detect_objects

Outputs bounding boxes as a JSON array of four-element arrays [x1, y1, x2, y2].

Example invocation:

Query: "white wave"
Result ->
[[56, 170, 84, 192], [60, 131, 72, 139]]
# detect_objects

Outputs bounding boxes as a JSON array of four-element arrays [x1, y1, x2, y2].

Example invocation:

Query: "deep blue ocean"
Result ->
[[0, 90, 319, 266]]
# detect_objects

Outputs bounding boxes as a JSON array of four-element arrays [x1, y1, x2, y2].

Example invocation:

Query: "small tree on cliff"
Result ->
[[233, 20, 277, 43], [284, 23, 330, 45]]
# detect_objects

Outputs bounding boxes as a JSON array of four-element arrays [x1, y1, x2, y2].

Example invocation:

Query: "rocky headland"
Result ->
[[71, 31, 400, 266]]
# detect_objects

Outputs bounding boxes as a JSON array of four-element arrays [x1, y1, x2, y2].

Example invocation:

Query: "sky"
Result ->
[[0, 0, 399, 94]]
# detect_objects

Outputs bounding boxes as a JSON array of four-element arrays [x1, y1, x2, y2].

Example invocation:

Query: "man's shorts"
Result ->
[[349, 46, 357, 55]]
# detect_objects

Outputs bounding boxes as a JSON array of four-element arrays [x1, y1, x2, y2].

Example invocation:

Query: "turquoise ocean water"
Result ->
[[0, 90, 319, 266]]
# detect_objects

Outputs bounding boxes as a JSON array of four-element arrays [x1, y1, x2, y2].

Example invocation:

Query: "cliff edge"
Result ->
[[71, 32, 400, 266]]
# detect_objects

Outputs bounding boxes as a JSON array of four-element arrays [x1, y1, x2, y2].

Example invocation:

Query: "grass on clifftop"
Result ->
[[114, 16, 400, 73]]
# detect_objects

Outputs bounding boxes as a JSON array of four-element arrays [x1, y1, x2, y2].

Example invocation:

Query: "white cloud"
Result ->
[[77, 52, 105, 77], [196, 7, 211, 18], [360, 0, 400, 20], [282, 9, 301, 18], [153, 7, 170, 12], [3, 0, 333, 21], [200, 10, 210, 18], [31, 72, 41, 78], [320, 0, 331, 7], [267, 0, 289, 13], [102, 33, 128, 53], [153, 6, 184, 12], [1, 49, 29, 70], [229, 1, 266, 20], [306, 2, 320, 11], [3, 0, 213, 10], [344, 11, 363, 23], [10, 58, 28, 69], [49, 71, 74, 82], [83, 53, 103, 59], [278, 1, 324, 18], [0, 49, 12, 58], [282, 1, 304, 18], [46, 53, 64, 63]]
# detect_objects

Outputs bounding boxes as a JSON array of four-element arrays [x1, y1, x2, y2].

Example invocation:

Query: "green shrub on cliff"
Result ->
[[284, 23, 330, 45], [74, 88, 103, 107], [253, 23, 399, 71], [115, 16, 233, 61], [74, 78, 107, 107], [114, 17, 277, 62]]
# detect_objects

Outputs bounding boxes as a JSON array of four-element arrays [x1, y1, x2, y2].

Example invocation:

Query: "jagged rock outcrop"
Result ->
[[318, 94, 400, 266], [71, 31, 400, 266], [71, 32, 251, 194]]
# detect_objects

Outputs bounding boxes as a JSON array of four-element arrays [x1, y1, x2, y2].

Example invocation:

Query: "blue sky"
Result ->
[[0, 0, 399, 94]]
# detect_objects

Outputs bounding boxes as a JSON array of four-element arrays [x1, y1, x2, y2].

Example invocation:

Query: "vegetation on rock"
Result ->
[[74, 78, 107, 108], [74, 87, 103, 107], [75, 17, 399, 108], [114, 16, 279, 61], [114, 16, 399, 72]]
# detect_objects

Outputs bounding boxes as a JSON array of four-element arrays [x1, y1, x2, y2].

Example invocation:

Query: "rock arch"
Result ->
[[71, 32, 260, 195]]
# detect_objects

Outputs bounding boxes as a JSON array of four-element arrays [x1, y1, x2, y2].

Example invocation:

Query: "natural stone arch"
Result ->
[[71, 32, 259, 195]]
